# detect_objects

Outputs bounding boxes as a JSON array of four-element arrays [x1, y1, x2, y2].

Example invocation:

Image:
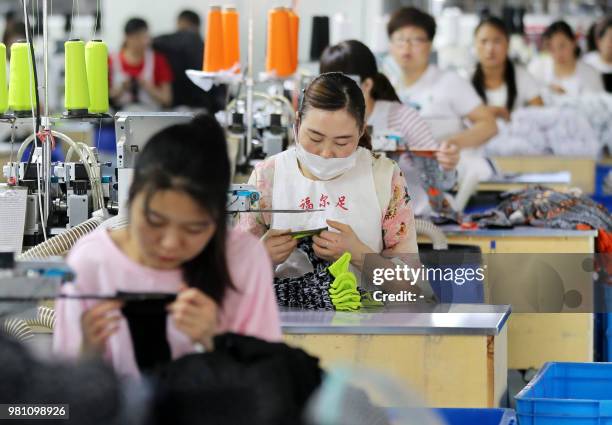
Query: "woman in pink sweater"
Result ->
[[53, 115, 281, 378]]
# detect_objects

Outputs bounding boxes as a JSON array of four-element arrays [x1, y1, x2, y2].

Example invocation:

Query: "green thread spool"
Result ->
[[64, 39, 90, 113], [8, 41, 36, 114], [85, 39, 108, 114], [0, 43, 8, 114]]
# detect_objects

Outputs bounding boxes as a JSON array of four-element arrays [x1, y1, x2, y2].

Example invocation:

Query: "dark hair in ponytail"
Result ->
[[128, 114, 234, 304], [298, 72, 371, 150], [320, 39, 401, 103], [543, 20, 581, 58], [472, 16, 518, 111]]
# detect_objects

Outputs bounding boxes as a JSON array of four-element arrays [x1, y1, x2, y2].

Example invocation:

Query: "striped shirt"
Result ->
[[367, 100, 437, 149]]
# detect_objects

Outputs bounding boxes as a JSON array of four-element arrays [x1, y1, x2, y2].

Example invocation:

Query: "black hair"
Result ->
[[472, 17, 518, 111], [124, 18, 148, 36], [587, 22, 598, 52], [387, 7, 436, 41], [543, 20, 581, 58], [298, 72, 372, 150], [596, 16, 612, 40], [3, 21, 26, 47], [128, 114, 234, 304], [320, 40, 401, 103], [178, 10, 201, 28]]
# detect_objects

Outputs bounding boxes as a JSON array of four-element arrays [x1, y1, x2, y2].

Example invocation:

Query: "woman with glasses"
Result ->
[[472, 17, 544, 122], [381, 7, 498, 193]]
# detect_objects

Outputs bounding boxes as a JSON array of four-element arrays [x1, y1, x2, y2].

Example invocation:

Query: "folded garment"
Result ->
[[484, 106, 600, 157]]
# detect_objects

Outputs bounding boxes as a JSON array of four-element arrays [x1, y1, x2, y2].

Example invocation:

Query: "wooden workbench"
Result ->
[[420, 225, 597, 370], [282, 304, 511, 408]]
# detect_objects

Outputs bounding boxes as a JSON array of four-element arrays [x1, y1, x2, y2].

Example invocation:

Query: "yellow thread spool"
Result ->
[[85, 40, 109, 114], [0, 43, 8, 114], [8, 41, 37, 114], [64, 39, 90, 113]]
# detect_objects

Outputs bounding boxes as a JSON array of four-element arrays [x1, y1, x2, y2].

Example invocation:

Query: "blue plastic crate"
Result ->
[[387, 408, 516, 424], [435, 408, 516, 425], [515, 362, 612, 425]]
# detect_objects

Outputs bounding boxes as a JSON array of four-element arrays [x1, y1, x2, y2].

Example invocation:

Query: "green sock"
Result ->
[[329, 272, 357, 295], [328, 252, 352, 278]]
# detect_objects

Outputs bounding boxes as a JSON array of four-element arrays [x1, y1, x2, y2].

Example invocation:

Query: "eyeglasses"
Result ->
[[390, 36, 430, 47]]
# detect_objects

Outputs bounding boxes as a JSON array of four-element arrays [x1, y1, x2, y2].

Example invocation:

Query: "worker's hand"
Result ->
[[262, 229, 298, 266], [488, 106, 511, 122], [81, 301, 123, 356], [313, 220, 373, 264], [550, 84, 566, 95], [138, 78, 155, 94], [435, 140, 460, 171], [167, 286, 218, 350]]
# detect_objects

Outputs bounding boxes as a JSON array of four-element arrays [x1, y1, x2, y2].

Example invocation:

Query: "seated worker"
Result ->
[[319, 39, 459, 217], [528, 20, 605, 96], [53, 115, 281, 378], [380, 7, 497, 192], [472, 16, 544, 121], [583, 16, 612, 91], [240, 73, 419, 280], [110, 18, 174, 111]]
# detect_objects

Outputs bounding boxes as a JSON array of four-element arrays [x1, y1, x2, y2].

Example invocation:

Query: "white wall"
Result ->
[[101, 0, 386, 72]]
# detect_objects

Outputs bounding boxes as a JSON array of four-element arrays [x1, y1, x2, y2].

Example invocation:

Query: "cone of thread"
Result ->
[[64, 39, 90, 111], [8, 42, 36, 112], [0, 43, 8, 113], [222, 7, 240, 72], [85, 40, 109, 113], [203, 6, 224, 72], [288, 10, 299, 73], [266, 8, 293, 77]]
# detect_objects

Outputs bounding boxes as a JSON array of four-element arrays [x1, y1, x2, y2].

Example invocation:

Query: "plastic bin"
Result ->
[[387, 408, 516, 424], [435, 408, 516, 425], [515, 362, 612, 425]]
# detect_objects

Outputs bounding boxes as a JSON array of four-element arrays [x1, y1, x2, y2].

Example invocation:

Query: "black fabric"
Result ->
[[273, 239, 335, 310], [119, 292, 176, 374], [0, 334, 122, 425], [310, 16, 330, 61], [153, 31, 226, 111], [151, 333, 323, 425], [604, 73, 612, 93]]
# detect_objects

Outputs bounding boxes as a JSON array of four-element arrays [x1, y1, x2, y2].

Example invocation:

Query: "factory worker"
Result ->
[[528, 21, 604, 96], [240, 72, 419, 277], [583, 16, 612, 91], [109, 18, 174, 111], [380, 6, 497, 205], [472, 17, 544, 121], [319, 40, 459, 217], [53, 115, 281, 379]]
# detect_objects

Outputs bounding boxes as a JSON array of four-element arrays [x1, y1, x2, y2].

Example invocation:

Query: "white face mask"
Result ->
[[294, 125, 359, 180]]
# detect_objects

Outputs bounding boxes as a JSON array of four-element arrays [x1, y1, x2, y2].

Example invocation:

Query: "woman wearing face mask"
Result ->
[[380, 6, 497, 189], [528, 21, 604, 96], [240, 73, 418, 276], [319, 40, 458, 217], [472, 17, 544, 122]]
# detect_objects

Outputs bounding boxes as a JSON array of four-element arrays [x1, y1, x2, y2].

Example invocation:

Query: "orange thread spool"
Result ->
[[288, 10, 299, 73], [203, 6, 224, 72], [266, 7, 293, 77], [222, 6, 240, 72]]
